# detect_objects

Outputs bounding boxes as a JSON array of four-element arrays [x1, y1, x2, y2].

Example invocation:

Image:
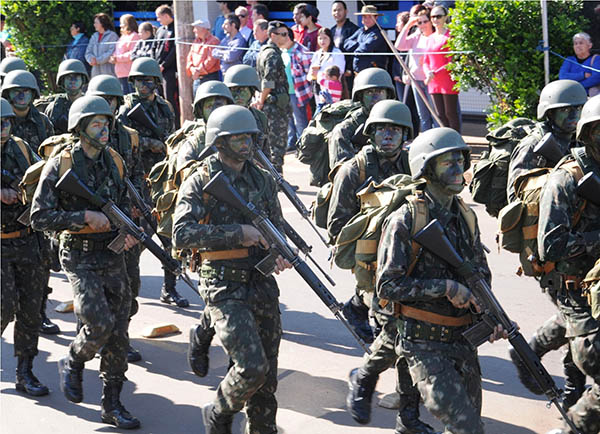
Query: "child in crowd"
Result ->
[[316, 65, 342, 114]]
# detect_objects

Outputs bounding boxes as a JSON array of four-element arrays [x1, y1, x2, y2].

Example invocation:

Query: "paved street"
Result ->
[[1, 152, 579, 434]]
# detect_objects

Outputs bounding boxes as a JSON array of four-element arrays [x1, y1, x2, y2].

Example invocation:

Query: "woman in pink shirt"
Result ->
[[110, 14, 141, 94], [422, 5, 461, 132]]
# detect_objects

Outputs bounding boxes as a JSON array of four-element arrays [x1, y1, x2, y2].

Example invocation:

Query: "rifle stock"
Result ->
[[127, 103, 165, 141], [576, 172, 600, 206], [533, 132, 564, 165]]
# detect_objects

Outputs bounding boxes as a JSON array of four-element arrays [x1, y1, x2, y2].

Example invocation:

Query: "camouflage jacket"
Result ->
[[172, 154, 283, 304], [327, 144, 410, 239], [328, 105, 368, 169], [376, 192, 491, 320], [250, 106, 270, 155], [109, 120, 144, 192], [44, 93, 75, 135], [12, 105, 55, 151], [256, 41, 289, 103], [537, 148, 600, 337], [176, 120, 206, 172]]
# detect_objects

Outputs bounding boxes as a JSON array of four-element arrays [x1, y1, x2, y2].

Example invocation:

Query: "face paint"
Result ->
[[63, 74, 84, 95], [217, 133, 254, 162], [133, 77, 156, 98], [586, 121, 600, 163], [373, 123, 404, 157], [361, 88, 388, 112], [202, 96, 229, 121], [103, 96, 119, 114], [432, 150, 466, 195], [230, 86, 253, 107], [82, 115, 111, 150], [1, 118, 11, 143], [8, 88, 33, 110], [550, 105, 582, 134]]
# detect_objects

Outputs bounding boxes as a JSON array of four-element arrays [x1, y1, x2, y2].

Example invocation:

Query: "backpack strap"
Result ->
[[106, 147, 126, 180], [355, 150, 367, 184], [456, 197, 477, 241], [122, 124, 140, 154], [58, 149, 73, 178], [406, 191, 429, 276], [12, 137, 32, 166]]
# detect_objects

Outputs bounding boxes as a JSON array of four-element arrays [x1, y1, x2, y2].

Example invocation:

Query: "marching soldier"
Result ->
[[45, 59, 89, 134]]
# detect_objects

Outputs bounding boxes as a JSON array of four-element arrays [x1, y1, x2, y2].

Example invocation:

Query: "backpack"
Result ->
[[583, 258, 600, 320], [164, 119, 204, 155], [497, 150, 588, 277], [297, 99, 362, 187], [37, 133, 77, 160], [33, 94, 59, 114], [470, 118, 537, 217]]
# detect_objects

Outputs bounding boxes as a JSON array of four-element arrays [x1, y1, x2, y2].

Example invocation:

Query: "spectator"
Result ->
[[276, 26, 313, 151], [298, 5, 321, 52], [243, 19, 269, 68], [212, 14, 247, 75], [0, 13, 14, 58], [131, 22, 155, 60], [214, 1, 236, 41], [110, 14, 140, 94], [316, 65, 343, 114], [85, 13, 119, 77], [396, 5, 437, 132], [559, 32, 600, 96], [64, 21, 91, 75], [246, 0, 259, 29], [423, 5, 460, 132], [344, 5, 389, 74], [251, 3, 269, 24], [292, 3, 309, 43], [235, 6, 252, 42], [309, 27, 345, 97], [330, 1, 359, 98], [153, 4, 179, 127], [186, 18, 221, 97]]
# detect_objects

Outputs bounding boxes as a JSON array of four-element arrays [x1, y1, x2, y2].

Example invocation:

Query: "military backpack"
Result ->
[[583, 258, 600, 320]]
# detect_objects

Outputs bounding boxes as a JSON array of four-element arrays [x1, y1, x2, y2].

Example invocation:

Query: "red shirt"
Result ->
[[186, 35, 221, 77]]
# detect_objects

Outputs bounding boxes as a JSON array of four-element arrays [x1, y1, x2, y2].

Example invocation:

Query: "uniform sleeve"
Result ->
[[327, 160, 360, 239], [328, 115, 360, 169], [261, 52, 278, 89], [507, 136, 538, 202], [176, 132, 203, 172]]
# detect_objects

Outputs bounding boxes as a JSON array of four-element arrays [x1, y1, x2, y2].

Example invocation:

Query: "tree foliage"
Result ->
[[1, 0, 112, 93], [447, 0, 587, 127]]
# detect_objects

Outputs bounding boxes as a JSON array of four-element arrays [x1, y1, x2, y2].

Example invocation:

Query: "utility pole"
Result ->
[[173, 0, 194, 124]]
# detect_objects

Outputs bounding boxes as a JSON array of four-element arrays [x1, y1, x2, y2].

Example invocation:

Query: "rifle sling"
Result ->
[[0, 228, 32, 239], [399, 304, 473, 327]]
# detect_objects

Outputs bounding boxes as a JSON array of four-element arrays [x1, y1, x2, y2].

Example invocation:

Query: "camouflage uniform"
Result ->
[[173, 154, 284, 434], [538, 148, 600, 434], [256, 40, 291, 173], [377, 194, 491, 434], [31, 143, 132, 382], [11, 106, 54, 152], [176, 119, 207, 171], [328, 106, 369, 169], [45, 94, 74, 135]]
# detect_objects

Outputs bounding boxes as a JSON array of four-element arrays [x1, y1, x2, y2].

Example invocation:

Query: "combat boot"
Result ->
[[127, 344, 142, 363], [58, 354, 84, 403], [342, 295, 374, 344], [188, 323, 215, 377], [562, 360, 586, 410], [201, 402, 233, 434], [395, 394, 436, 434], [100, 381, 140, 429], [159, 271, 189, 308], [347, 368, 378, 424], [16, 356, 49, 396], [40, 293, 60, 335], [509, 335, 550, 395]]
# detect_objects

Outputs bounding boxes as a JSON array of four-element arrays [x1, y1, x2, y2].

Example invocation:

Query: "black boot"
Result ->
[[201, 402, 233, 434], [188, 322, 215, 377], [159, 271, 189, 308], [101, 381, 140, 429], [127, 344, 142, 363], [16, 356, 49, 396], [342, 295, 373, 344], [395, 394, 436, 434], [39, 293, 60, 335], [347, 368, 378, 425], [562, 357, 586, 410], [58, 354, 84, 403], [509, 336, 549, 395]]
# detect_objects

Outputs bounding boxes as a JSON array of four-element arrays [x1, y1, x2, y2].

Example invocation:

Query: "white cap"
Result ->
[[191, 18, 210, 29]]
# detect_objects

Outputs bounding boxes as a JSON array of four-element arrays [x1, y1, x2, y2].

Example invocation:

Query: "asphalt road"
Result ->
[[1, 152, 580, 434]]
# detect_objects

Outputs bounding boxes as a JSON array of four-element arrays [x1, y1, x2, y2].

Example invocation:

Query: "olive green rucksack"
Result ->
[[583, 258, 600, 320], [470, 118, 538, 217]]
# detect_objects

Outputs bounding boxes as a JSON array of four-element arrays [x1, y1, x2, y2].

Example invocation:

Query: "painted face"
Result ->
[[230, 86, 253, 107], [63, 74, 84, 94], [1, 118, 12, 143], [586, 121, 600, 162], [133, 77, 156, 98], [8, 88, 33, 110], [219, 133, 254, 162], [361, 88, 388, 112], [549, 105, 582, 134], [372, 123, 405, 157], [202, 96, 229, 120], [432, 150, 466, 194], [83, 114, 110, 149]]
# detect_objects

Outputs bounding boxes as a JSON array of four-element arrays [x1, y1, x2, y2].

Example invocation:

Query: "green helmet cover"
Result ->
[[56, 59, 89, 86], [205, 105, 259, 147], [409, 127, 471, 179], [537, 79, 587, 120], [1, 70, 41, 99], [364, 99, 413, 137], [1, 97, 16, 118], [193, 80, 233, 118], [128, 57, 163, 81], [577, 94, 600, 142], [0, 57, 27, 78], [68, 95, 114, 132], [223, 65, 260, 91], [352, 67, 395, 101]]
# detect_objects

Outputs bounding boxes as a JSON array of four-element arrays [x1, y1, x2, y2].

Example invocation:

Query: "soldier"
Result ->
[[118, 57, 189, 308], [507, 79, 588, 407], [173, 105, 291, 434], [87, 74, 144, 363], [31, 96, 140, 429], [45, 59, 89, 134], [1, 69, 59, 336], [254, 20, 292, 174], [0, 56, 27, 82], [328, 67, 395, 169], [1, 97, 49, 397], [540, 95, 600, 434], [377, 128, 507, 433]]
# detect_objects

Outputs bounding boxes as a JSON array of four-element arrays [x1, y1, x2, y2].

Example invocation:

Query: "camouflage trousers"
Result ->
[[262, 102, 291, 174], [399, 337, 483, 434], [124, 243, 142, 318], [208, 298, 281, 434], [563, 330, 600, 434], [1, 235, 44, 357], [60, 247, 131, 381]]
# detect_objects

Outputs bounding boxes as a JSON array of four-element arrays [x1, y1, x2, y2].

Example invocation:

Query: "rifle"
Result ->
[[55, 169, 197, 295], [203, 170, 371, 354], [576, 171, 600, 206], [413, 219, 581, 434], [533, 132, 565, 166], [1, 169, 31, 226], [125, 178, 158, 235], [127, 102, 166, 142]]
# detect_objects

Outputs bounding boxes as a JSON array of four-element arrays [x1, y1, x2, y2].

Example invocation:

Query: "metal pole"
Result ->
[[173, 0, 194, 124], [541, 0, 550, 85]]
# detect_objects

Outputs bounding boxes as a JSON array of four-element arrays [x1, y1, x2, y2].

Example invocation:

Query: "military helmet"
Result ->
[[0, 57, 27, 79], [223, 65, 261, 91], [409, 127, 471, 179], [56, 59, 90, 87], [364, 99, 413, 137], [87, 74, 124, 99], [193, 80, 233, 118], [537, 79, 587, 120], [576, 94, 600, 142], [352, 67, 395, 101], [128, 57, 163, 81], [205, 105, 259, 147], [68, 95, 114, 132], [1, 70, 41, 99], [1, 97, 16, 118]]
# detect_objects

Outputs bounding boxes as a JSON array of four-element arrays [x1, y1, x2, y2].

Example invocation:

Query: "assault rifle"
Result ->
[[533, 132, 565, 166], [127, 103, 166, 142], [1, 169, 31, 226], [56, 169, 197, 295], [125, 178, 158, 235], [203, 170, 371, 354], [576, 171, 600, 206], [413, 219, 581, 433]]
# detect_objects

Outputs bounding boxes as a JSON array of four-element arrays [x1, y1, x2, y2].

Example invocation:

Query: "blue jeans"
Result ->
[[412, 80, 438, 132], [119, 77, 132, 95], [287, 93, 309, 149]]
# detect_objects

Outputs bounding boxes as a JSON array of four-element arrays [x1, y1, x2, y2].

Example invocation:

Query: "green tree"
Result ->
[[1, 0, 112, 93], [447, 0, 587, 127]]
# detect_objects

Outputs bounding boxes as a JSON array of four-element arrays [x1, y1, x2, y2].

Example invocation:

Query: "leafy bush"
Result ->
[[1, 0, 112, 93], [447, 0, 587, 127]]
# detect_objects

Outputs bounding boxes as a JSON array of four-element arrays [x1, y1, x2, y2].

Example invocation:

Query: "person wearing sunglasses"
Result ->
[[234, 6, 252, 42]]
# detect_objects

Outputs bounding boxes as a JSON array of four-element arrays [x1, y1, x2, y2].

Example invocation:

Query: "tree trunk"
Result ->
[[173, 0, 194, 125]]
